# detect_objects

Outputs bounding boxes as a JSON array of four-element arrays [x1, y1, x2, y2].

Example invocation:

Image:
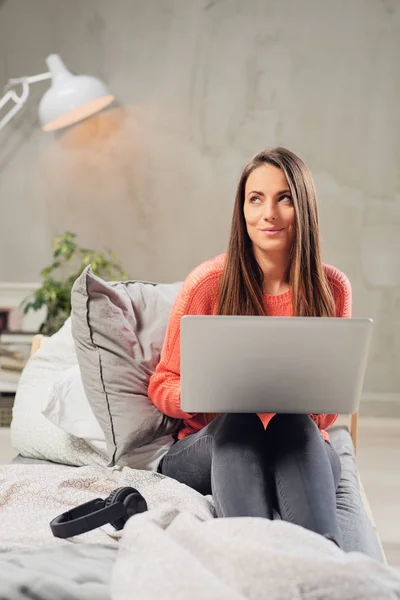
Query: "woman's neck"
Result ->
[[254, 249, 291, 295]]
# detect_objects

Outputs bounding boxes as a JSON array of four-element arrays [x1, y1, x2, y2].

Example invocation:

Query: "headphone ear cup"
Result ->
[[105, 487, 147, 531], [104, 487, 128, 508], [123, 489, 148, 521]]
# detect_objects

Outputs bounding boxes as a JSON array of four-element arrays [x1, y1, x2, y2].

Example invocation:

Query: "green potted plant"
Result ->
[[23, 231, 129, 336]]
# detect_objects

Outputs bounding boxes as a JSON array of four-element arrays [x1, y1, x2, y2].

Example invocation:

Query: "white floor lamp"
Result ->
[[0, 54, 114, 132]]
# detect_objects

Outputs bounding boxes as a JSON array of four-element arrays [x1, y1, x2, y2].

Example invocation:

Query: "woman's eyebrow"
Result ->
[[247, 190, 264, 196], [247, 189, 291, 196]]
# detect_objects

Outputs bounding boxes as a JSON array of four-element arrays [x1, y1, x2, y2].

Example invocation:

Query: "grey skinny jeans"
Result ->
[[159, 413, 342, 545]]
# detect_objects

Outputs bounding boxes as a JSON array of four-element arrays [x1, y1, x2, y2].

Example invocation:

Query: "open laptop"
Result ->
[[180, 316, 373, 415]]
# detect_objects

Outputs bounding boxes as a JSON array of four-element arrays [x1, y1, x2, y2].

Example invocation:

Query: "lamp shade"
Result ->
[[38, 54, 114, 132]]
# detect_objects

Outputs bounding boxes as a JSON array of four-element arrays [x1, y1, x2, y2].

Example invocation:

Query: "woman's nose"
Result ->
[[263, 199, 277, 221]]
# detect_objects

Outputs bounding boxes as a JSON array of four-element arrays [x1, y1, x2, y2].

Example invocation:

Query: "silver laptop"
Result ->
[[180, 316, 373, 415]]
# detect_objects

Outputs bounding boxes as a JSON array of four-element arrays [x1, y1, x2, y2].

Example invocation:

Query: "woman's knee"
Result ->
[[211, 413, 264, 446], [268, 414, 319, 446], [270, 413, 316, 430]]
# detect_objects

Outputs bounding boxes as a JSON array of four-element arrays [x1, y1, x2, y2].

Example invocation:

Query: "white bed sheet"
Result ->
[[0, 463, 214, 552]]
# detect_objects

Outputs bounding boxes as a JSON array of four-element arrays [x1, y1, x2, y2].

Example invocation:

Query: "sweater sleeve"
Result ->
[[309, 413, 339, 438], [311, 268, 353, 437], [333, 271, 352, 319], [148, 269, 218, 420]]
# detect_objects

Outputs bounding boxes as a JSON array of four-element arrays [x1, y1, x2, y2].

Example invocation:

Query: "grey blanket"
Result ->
[[0, 544, 117, 600]]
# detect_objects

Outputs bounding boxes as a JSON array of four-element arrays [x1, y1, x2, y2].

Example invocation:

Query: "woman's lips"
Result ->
[[260, 228, 284, 236]]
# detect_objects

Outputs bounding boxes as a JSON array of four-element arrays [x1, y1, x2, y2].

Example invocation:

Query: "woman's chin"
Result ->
[[255, 239, 289, 253]]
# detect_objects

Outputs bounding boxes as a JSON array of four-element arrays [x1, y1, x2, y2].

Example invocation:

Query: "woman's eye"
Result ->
[[249, 196, 261, 204], [280, 195, 292, 203]]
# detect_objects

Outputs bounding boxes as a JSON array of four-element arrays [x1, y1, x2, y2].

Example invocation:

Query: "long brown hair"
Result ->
[[217, 147, 335, 317]]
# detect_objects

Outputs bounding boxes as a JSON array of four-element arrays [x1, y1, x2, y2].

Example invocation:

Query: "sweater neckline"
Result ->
[[262, 289, 292, 305]]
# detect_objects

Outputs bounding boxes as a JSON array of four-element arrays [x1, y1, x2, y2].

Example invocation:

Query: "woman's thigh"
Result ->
[[159, 413, 265, 496], [159, 427, 214, 495], [266, 414, 342, 495], [324, 440, 341, 489]]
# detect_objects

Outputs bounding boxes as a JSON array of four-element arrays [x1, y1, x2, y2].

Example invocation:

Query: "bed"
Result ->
[[1, 426, 398, 599], [1, 275, 399, 599]]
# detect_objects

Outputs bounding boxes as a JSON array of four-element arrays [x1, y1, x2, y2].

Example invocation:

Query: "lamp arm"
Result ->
[[0, 71, 51, 132]]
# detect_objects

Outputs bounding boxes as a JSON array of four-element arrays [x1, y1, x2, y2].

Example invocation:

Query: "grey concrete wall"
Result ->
[[0, 0, 399, 394]]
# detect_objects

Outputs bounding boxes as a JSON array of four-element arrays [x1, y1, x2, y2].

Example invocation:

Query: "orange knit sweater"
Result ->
[[148, 254, 352, 442]]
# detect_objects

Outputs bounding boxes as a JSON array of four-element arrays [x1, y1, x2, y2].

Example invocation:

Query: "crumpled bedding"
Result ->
[[112, 505, 400, 600], [1, 461, 398, 600]]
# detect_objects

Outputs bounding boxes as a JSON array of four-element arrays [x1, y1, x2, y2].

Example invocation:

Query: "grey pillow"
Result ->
[[71, 266, 182, 467]]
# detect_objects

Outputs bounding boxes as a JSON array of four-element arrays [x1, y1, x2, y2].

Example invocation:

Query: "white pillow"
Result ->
[[10, 319, 107, 467], [12, 318, 173, 471], [42, 362, 175, 471], [42, 364, 108, 458]]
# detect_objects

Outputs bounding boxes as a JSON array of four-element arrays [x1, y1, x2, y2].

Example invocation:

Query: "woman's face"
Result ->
[[243, 164, 295, 257]]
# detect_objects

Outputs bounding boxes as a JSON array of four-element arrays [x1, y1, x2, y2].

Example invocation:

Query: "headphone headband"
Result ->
[[50, 497, 126, 538]]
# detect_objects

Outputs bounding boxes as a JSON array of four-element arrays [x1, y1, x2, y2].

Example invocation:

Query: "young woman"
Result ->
[[148, 147, 351, 547]]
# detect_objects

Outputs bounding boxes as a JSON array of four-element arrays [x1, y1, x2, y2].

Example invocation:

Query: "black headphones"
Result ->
[[50, 486, 148, 539]]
